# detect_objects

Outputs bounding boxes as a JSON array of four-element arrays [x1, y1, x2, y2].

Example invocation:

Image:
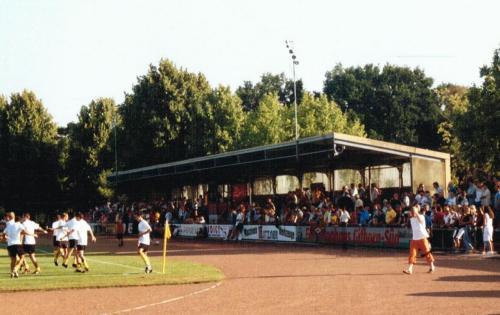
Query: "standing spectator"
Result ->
[[482, 206, 495, 255], [495, 183, 500, 227], [480, 182, 491, 207], [354, 195, 364, 209], [358, 184, 366, 201], [402, 192, 411, 210], [228, 206, 245, 241], [466, 178, 477, 206], [370, 183, 380, 204], [349, 183, 358, 200], [474, 181, 483, 207], [433, 182, 444, 197], [447, 181, 457, 198]]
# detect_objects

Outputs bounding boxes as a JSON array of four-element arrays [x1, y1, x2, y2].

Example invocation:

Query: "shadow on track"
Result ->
[[408, 290, 500, 298]]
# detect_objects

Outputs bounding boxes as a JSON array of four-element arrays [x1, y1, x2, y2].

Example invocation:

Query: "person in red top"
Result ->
[[432, 205, 445, 226]]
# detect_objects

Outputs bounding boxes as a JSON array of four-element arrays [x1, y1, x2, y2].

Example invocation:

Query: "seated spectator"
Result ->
[[390, 193, 402, 210], [359, 206, 370, 226], [385, 205, 397, 225], [371, 205, 385, 227], [446, 192, 457, 206], [432, 205, 445, 226], [339, 207, 350, 227]]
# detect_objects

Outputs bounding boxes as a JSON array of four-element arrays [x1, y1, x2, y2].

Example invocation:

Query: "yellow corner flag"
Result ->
[[162, 220, 171, 274]]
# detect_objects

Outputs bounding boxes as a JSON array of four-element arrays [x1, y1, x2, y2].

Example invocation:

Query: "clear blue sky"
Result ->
[[1, 0, 499, 126]]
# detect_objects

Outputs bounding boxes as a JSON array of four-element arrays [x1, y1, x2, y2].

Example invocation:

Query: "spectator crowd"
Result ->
[[56, 175, 500, 253]]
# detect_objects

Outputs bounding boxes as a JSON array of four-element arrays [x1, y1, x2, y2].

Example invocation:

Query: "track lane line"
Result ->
[[103, 281, 222, 314]]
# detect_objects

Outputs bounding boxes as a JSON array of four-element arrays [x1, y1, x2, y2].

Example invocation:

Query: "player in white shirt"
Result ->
[[1, 212, 35, 278], [403, 206, 436, 275], [20, 213, 48, 274], [135, 212, 153, 274], [74, 212, 96, 273], [51, 214, 62, 265], [52, 213, 70, 266], [63, 214, 81, 269]]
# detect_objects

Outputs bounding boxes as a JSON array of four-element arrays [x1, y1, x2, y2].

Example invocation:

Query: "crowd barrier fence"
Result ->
[[89, 223, 499, 251]]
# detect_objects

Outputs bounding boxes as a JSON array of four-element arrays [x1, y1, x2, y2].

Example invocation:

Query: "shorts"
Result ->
[[138, 243, 149, 252], [116, 233, 123, 240], [23, 244, 36, 254], [7, 245, 24, 258], [59, 241, 68, 249], [69, 239, 77, 249], [53, 236, 59, 247], [77, 245, 86, 251]]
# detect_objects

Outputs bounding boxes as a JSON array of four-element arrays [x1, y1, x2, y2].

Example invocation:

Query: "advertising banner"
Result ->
[[241, 225, 297, 242], [175, 224, 206, 238], [207, 224, 233, 239], [300, 226, 412, 248]]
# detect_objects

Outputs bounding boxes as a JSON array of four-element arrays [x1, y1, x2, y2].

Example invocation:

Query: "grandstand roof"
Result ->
[[111, 133, 450, 185]]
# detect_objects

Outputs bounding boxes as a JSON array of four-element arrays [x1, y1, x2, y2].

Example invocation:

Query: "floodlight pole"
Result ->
[[113, 110, 118, 191], [293, 60, 298, 140], [286, 40, 299, 141]]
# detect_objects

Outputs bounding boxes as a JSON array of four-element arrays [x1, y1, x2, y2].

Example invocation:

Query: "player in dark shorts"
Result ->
[[135, 212, 153, 273], [2, 212, 34, 278], [20, 213, 48, 274]]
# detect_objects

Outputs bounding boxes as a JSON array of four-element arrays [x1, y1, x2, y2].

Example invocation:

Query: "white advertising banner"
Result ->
[[241, 225, 297, 242], [207, 224, 233, 239], [175, 224, 205, 237]]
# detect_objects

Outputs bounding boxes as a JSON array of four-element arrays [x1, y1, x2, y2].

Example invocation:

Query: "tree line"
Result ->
[[0, 47, 498, 213]]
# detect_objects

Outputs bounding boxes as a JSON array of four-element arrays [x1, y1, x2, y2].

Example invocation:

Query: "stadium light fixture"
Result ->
[[285, 40, 299, 141]]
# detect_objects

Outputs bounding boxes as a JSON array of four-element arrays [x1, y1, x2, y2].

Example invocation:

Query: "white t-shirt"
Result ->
[[66, 218, 79, 240], [53, 219, 68, 241], [410, 215, 429, 240], [340, 210, 350, 223], [4, 222, 25, 246], [76, 220, 92, 246], [22, 219, 40, 245], [138, 220, 152, 245]]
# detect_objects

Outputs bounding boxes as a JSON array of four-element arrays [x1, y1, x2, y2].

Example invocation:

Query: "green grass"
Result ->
[[0, 248, 223, 292]]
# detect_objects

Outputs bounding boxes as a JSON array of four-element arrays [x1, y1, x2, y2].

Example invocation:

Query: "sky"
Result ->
[[1, 0, 499, 126]]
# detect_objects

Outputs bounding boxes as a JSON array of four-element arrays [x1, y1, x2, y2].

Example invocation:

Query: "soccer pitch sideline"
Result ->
[[0, 246, 223, 292]]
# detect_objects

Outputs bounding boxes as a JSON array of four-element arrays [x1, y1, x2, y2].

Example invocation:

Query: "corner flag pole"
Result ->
[[162, 219, 171, 274]]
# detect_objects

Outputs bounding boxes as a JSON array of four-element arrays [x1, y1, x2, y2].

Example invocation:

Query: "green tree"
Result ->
[[455, 48, 500, 174], [236, 73, 304, 111], [66, 98, 117, 206], [206, 86, 245, 154], [120, 59, 212, 168], [294, 93, 366, 138], [323, 64, 442, 149], [0, 91, 60, 212], [240, 93, 291, 147], [435, 84, 470, 179]]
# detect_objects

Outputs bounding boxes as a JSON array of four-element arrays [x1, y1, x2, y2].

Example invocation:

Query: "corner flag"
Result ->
[[162, 220, 171, 274]]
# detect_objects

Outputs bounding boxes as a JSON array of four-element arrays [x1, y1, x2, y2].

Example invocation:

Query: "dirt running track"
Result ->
[[1, 238, 499, 315]]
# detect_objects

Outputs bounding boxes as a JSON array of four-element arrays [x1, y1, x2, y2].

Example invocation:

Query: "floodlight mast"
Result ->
[[285, 40, 299, 141]]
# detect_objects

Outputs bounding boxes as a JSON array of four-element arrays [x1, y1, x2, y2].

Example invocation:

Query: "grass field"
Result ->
[[0, 246, 223, 292]]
